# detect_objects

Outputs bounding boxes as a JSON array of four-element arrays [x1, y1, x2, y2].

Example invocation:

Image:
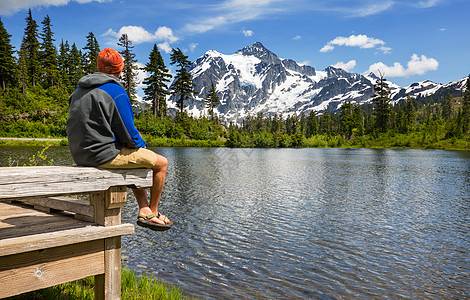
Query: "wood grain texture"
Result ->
[[0, 166, 152, 200], [0, 166, 145, 299], [0, 240, 105, 298], [95, 236, 122, 300], [0, 224, 134, 256], [22, 196, 94, 217]]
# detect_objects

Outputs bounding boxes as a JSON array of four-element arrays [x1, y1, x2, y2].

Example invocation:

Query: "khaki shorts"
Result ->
[[99, 147, 158, 169]]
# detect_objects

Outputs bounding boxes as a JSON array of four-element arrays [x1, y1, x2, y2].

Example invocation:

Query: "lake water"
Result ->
[[1, 146, 469, 299]]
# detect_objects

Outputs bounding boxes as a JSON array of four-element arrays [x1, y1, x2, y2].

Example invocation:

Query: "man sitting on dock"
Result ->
[[66, 48, 172, 230]]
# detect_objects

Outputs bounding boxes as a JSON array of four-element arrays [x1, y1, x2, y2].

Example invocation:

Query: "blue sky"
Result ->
[[1, 0, 469, 87]]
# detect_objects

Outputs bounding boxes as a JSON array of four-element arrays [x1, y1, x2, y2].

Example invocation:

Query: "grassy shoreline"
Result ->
[[6, 266, 195, 300], [1, 135, 469, 151]]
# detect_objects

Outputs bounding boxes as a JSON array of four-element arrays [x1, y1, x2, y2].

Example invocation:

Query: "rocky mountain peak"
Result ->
[[236, 42, 281, 64]]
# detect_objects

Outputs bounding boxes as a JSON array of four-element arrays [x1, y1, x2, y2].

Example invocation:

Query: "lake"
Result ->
[[1, 146, 469, 299]]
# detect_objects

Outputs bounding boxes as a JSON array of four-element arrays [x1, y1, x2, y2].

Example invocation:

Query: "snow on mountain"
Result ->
[[167, 42, 466, 123]]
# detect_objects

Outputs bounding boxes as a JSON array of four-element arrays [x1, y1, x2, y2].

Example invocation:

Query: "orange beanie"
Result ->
[[97, 48, 124, 74]]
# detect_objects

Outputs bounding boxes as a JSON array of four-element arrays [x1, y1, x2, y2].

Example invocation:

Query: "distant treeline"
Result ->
[[0, 11, 469, 150]]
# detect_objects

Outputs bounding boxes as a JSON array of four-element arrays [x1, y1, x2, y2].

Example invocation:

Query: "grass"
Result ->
[[1, 133, 469, 151], [6, 267, 196, 300], [0, 138, 67, 147]]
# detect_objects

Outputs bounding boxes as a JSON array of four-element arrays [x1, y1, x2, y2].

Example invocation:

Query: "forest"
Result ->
[[1, 11, 469, 150]]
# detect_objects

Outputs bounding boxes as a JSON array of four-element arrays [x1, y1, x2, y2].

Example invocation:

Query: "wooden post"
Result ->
[[91, 186, 127, 300]]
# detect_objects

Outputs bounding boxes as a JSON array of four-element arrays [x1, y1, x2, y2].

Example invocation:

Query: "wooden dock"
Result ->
[[0, 166, 153, 299]]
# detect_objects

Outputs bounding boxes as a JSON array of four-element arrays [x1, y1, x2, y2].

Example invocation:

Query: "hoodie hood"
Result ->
[[78, 72, 124, 88]]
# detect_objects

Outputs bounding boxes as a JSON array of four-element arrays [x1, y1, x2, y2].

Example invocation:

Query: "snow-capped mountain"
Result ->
[[167, 42, 466, 122]]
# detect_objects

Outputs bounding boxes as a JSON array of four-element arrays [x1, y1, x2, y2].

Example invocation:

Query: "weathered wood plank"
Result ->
[[91, 190, 122, 227], [0, 240, 104, 298], [95, 236, 122, 300], [0, 201, 93, 239], [106, 186, 127, 209], [22, 196, 94, 217], [0, 166, 152, 200], [0, 224, 134, 256], [0, 214, 87, 239]]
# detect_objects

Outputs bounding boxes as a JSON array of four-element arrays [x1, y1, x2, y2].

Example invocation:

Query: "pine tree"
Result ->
[[17, 44, 29, 94], [69, 43, 83, 87], [0, 17, 16, 90], [339, 101, 356, 139], [58, 40, 71, 89], [372, 74, 392, 133], [83, 32, 100, 74], [170, 48, 196, 114], [353, 104, 364, 136], [442, 94, 453, 121], [404, 96, 416, 133], [319, 110, 332, 135], [143, 44, 171, 118], [39, 15, 59, 88], [204, 82, 220, 119], [117, 33, 138, 103], [305, 111, 318, 138], [21, 9, 40, 87]]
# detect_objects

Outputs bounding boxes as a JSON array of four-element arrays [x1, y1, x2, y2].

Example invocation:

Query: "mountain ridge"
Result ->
[[167, 42, 466, 123]]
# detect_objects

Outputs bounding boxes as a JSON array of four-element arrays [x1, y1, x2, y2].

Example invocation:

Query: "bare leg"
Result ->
[[133, 154, 169, 225]]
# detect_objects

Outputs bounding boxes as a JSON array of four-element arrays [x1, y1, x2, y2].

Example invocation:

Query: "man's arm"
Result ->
[[112, 92, 146, 148]]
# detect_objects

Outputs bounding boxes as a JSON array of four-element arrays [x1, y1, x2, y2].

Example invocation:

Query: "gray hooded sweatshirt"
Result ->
[[66, 72, 146, 167]]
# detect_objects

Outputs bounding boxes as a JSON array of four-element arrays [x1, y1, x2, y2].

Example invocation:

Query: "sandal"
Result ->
[[137, 213, 173, 231]]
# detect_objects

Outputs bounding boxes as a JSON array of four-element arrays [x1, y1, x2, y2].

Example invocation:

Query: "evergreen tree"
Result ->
[[462, 74, 470, 134], [0, 17, 16, 90], [39, 15, 59, 88], [83, 32, 100, 74], [170, 48, 196, 114], [69, 43, 83, 87], [204, 82, 220, 119], [442, 94, 453, 121], [17, 44, 29, 93], [353, 104, 364, 136], [394, 107, 406, 134], [117, 33, 138, 102], [305, 111, 318, 138], [372, 74, 392, 133], [143, 44, 171, 118], [339, 101, 355, 139], [319, 110, 332, 135], [270, 113, 283, 134], [404, 96, 416, 133], [21, 9, 40, 87], [58, 40, 71, 88]]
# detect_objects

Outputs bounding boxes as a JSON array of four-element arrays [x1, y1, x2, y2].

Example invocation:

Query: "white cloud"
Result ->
[[103, 25, 179, 50], [313, 1, 394, 18], [243, 29, 254, 37], [0, 0, 109, 15], [320, 34, 389, 53], [293, 35, 302, 40], [347, 1, 394, 17], [184, 0, 287, 33], [378, 46, 392, 54], [155, 26, 179, 43], [365, 54, 438, 77], [320, 44, 335, 52], [189, 43, 198, 52], [333, 60, 357, 71], [158, 42, 172, 54], [416, 0, 442, 8]]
